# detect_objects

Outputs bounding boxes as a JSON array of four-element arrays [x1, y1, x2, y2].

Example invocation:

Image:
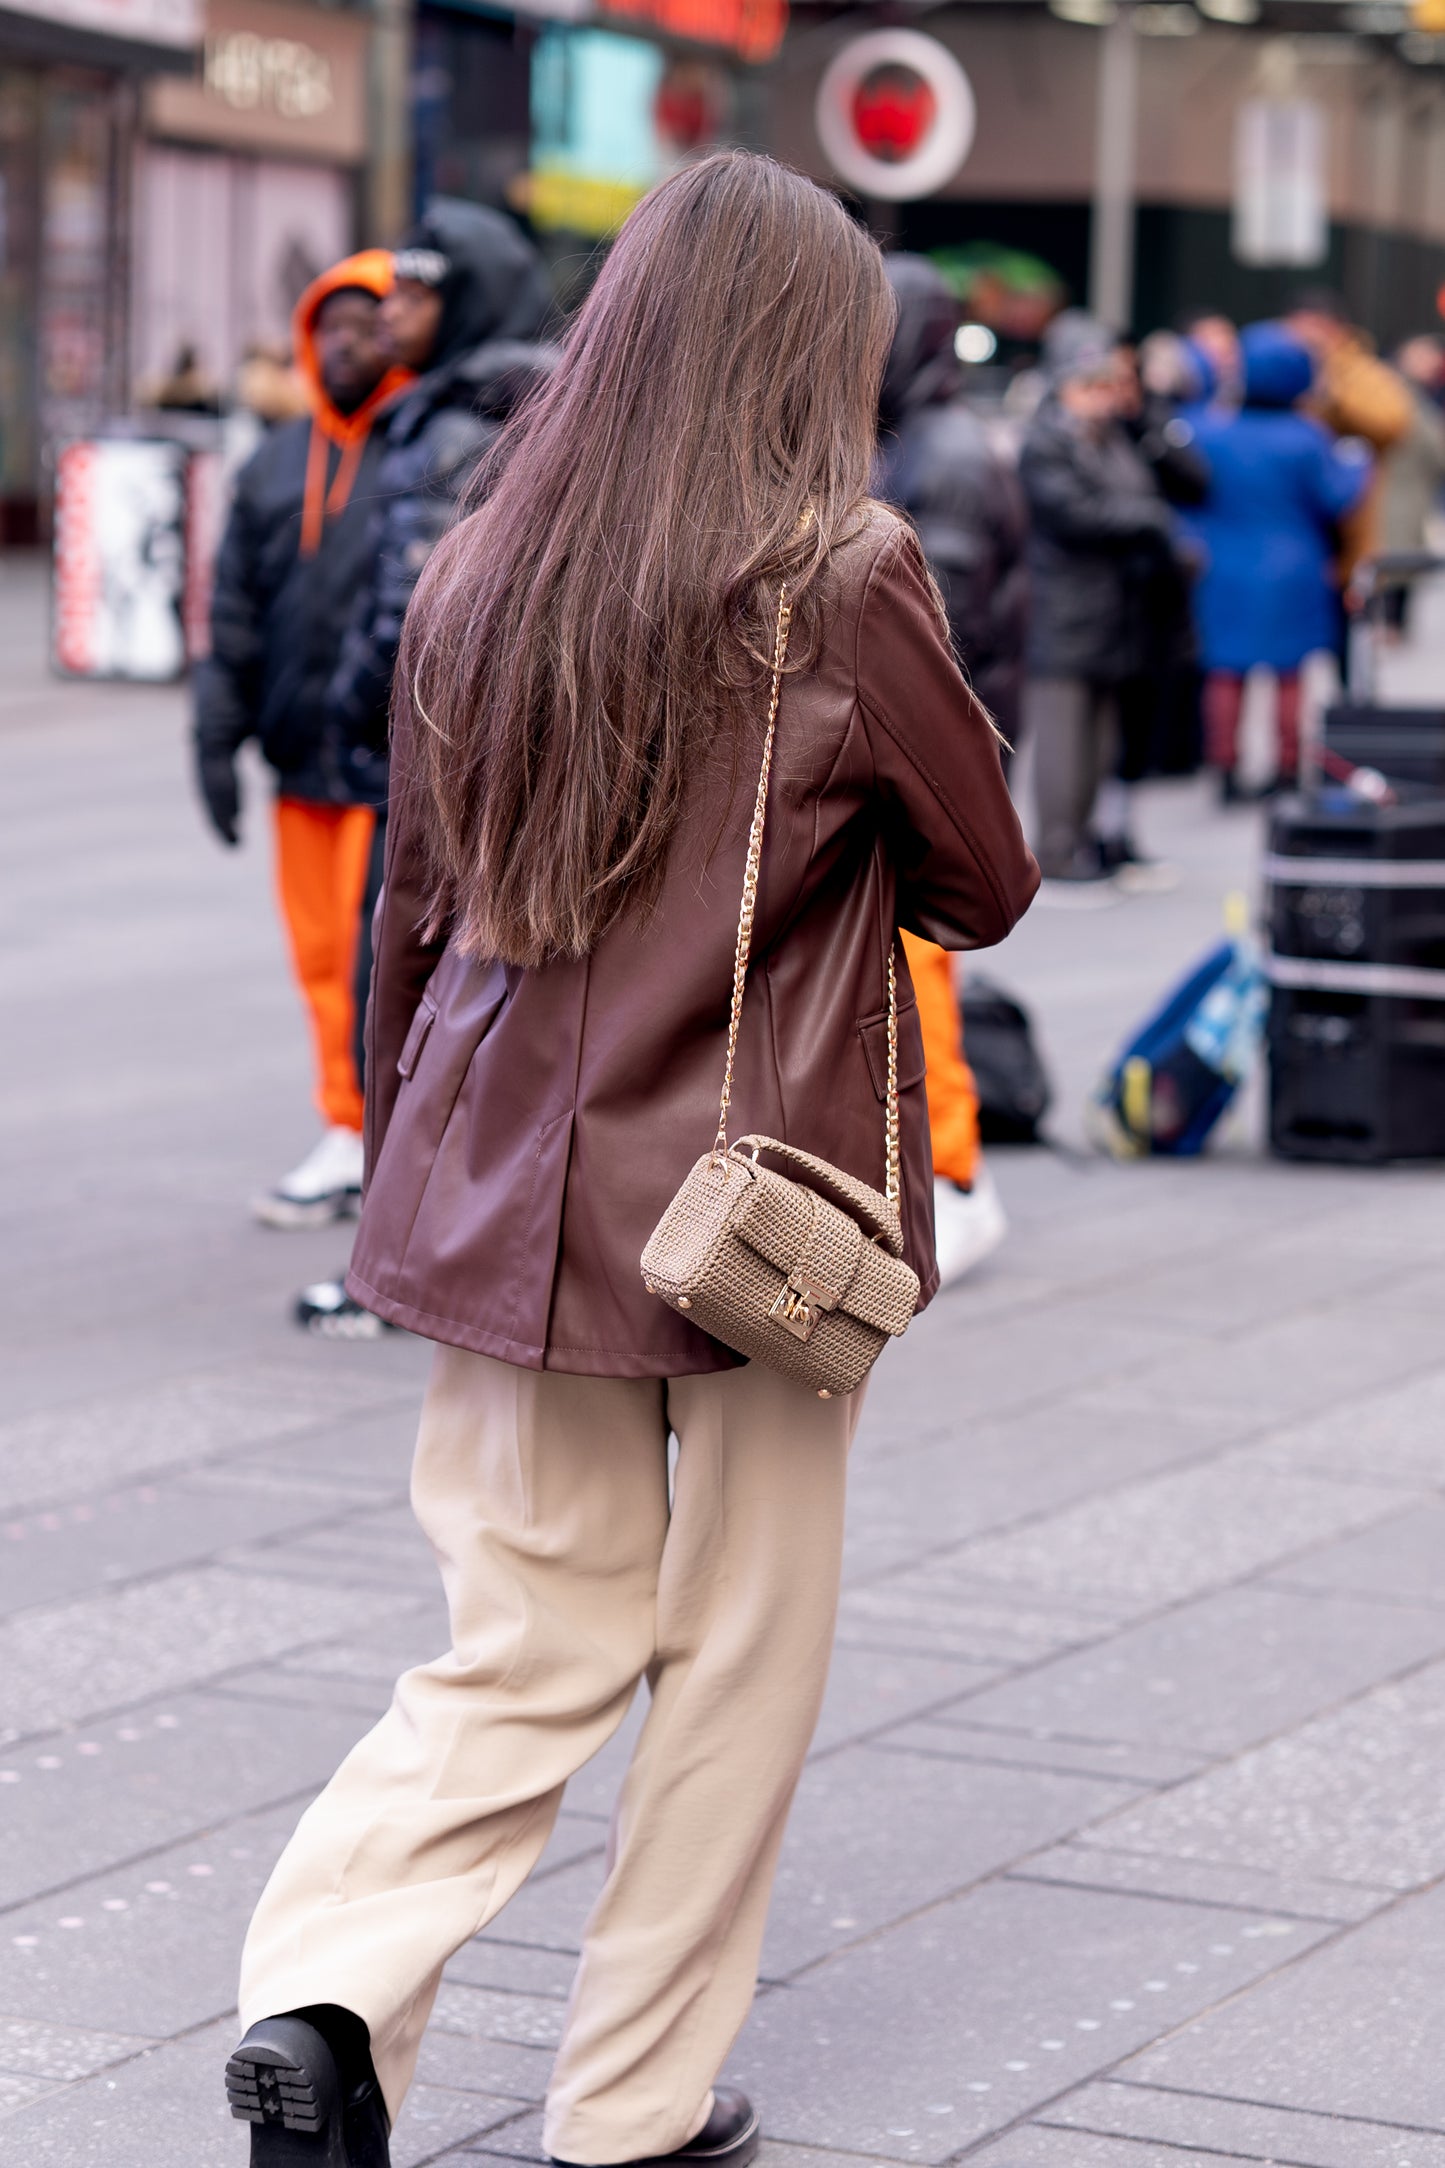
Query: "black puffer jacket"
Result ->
[[325, 200, 556, 804], [196, 421, 391, 806], [1020, 399, 1174, 682], [875, 256, 1029, 741]]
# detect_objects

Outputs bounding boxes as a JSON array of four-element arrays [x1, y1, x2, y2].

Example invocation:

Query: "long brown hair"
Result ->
[[404, 151, 895, 967]]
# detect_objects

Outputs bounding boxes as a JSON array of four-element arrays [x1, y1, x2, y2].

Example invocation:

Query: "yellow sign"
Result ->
[[527, 164, 647, 238]]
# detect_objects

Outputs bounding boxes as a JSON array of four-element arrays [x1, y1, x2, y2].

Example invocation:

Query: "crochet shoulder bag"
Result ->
[[640, 582, 920, 1398]]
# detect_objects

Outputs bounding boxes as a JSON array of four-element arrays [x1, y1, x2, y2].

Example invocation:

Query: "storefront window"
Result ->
[[0, 72, 41, 515], [39, 75, 116, 449]]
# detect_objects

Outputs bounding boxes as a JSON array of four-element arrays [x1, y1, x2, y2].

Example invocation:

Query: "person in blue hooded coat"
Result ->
[[1186, 321, 1371, 797]]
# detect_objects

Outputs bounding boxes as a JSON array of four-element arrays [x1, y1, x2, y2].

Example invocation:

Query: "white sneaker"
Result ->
[[933, 1162, 1008, 1289], [252, 1127, 365, 1230]]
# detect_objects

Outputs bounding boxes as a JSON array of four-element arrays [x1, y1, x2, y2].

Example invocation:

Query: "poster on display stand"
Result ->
[[51, 438, 189, 681]]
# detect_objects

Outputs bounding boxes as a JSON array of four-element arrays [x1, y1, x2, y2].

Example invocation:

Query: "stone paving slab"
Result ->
[[880, 1721, 1206, 1789], [1007, 1843, 1389, 1926], [836, 1573, 1129, 1669], [1120, 1881, 1445, 2134], [0, 1365, 411, 1515], [1044, 2080, 1445, 2167], [929, 1582, 1445, 1756], [762, 1743, 1138, 1977], [1087, 1661, 1445, 1891], [0, 1566, 419, 1742], [0, 1473, 372, 1618], [735, 1880, 1328, 2162], [1267, 1501, 1445, 1609], [839, 1400, 1232, 1584], [964, 2130, 1256, 2165], [808, 1647, 1002, 1753], [415, 2020, 558, 2107], [932, 1460, 1404, 1614], [0, 1804, 300, 2035], [0, 1689, 378, 1908], [1096, 1307, 1445, 1430], [1250, 1370, 1445, 1490]]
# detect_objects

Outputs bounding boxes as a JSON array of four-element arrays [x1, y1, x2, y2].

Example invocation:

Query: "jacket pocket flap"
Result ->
[[858, 994, 926, 1103], [397, 993, 438, 1079]]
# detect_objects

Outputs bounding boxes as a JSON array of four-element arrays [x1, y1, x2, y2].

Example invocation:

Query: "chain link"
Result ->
[[885, 942, 901, 1210], [713, 580, 902, 1217], [714, 583, 792, 1161]]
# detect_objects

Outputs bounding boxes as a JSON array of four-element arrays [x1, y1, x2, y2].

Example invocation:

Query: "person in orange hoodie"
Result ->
[[193, 252, 412, 1226]]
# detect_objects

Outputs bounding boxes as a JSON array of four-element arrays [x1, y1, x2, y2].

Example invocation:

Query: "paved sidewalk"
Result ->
[[4, 553, 1445, 2168]]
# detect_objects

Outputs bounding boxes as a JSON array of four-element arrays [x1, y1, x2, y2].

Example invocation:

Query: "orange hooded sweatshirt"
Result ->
[[291, 249, 414, 558]]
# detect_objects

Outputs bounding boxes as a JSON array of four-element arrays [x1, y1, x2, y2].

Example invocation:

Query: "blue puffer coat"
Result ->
[[1184, 324, 1371, 673]]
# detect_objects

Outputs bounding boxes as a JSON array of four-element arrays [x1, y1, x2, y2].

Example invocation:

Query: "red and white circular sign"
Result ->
[[815, 29, 976, 202]]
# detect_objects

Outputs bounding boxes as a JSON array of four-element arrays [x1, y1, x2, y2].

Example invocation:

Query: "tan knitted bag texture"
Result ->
[[641, 582, 920, 1399]]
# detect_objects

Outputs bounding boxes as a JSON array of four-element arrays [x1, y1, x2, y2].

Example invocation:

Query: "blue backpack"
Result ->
[[1088, 934, 1268, 1159]]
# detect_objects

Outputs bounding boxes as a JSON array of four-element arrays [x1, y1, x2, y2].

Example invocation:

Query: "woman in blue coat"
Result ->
[[1187, 322, 1371, 796]]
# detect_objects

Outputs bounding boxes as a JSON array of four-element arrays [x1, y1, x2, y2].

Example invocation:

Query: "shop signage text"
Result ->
[[146, 0, 366, 160], [204, 29, 334, 120]]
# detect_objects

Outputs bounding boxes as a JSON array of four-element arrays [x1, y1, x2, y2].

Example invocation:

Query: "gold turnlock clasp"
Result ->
[[769, 1268, 841, 1342]]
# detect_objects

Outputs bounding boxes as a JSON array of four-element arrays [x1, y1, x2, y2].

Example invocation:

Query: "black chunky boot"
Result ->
[[550, 2087, 760, 2168], [225, 2007, 390, 2166]]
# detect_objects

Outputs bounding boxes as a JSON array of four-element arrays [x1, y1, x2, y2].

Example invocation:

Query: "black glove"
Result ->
[[197, 744, 241, 846]]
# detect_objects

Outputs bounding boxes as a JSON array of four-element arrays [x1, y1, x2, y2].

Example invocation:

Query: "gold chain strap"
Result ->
[[713, 580, 902, 1213]]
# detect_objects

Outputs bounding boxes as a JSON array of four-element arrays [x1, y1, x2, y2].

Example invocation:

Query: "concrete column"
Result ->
[[367, 0, 414, 247], [1089, 6, 1138, 331]]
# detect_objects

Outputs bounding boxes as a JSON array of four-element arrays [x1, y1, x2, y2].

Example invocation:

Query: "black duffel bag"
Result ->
[[961, 975, 1053, 1144]]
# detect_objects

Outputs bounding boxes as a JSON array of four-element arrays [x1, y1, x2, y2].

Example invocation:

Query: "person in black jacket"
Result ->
[[294, 200, 557, 1336], [193, 250, 412, 1227], [322, 198, 556, 805], [875, 254, 1029, 745], [874, 253, 1023, 1288], [1019, 312, 1177, 890]]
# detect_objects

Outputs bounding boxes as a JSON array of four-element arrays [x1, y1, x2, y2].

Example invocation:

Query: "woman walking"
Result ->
[[226, 153, 1036, 2168], [1186, 321, 1371, 799]]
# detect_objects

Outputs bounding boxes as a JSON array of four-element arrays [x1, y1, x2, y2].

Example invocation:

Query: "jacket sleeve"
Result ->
[[1310, 429, 1373, 525], [192, 463, 264, 758], [328, 409, 496, 750], [1021, 435, 1173, 552], [1320, 344, 1413, 454], [361, 677, 448, 1187], [855, 525, 1040, 949]]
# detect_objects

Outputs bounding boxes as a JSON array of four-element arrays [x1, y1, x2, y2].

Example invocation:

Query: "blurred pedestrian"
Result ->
[[192, 252, 413, 1226], [1176, 310, 1242, 409], [875, 253, 1021, 1281], [293, 198, 557, 1335], [1185, 322, 1371, 801], [1019, 311, 1176, 892], [1286, 289, 1411, 584], [148, 339, 221, 416], [1107, 341, 1209, 860], [876, 255, 1029, 745], [1378, 334, 1445, 633], [226, 150, 1036, 2168]]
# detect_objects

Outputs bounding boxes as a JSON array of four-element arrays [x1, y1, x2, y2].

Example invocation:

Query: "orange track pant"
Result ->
[[273, 798, 376, 1133], [900, 929, 980, 1190]]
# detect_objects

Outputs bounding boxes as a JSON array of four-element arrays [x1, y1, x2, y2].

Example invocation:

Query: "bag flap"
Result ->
[[732, 1167, 916, 1335]]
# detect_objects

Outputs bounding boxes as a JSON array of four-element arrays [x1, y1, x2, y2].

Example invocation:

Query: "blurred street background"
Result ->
[[7, 0, 1445, 2160]]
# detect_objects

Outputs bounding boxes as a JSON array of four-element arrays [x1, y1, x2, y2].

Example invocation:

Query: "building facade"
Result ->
[[775, 4, 1445, 346], [0, 0, 199, 539], [134, 0, 370, 405]]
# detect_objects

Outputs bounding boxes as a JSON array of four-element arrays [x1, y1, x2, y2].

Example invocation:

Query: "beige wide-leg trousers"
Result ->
[[238, 1345, 860, 2163]]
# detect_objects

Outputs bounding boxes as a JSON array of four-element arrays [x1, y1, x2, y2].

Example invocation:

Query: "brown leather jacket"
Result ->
[[347, 506, 1039, 1376]]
